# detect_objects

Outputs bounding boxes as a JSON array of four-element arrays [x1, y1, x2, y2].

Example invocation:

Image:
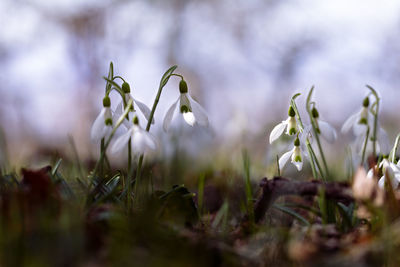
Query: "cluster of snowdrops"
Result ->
[[269, 85, 400, 189], [90, 63, 400, 192], [90, 64, 209, 159]]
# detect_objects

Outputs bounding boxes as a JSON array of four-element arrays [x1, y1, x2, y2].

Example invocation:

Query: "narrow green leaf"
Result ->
[[52, 158, 62, 176], [273, 204, 310, 226]]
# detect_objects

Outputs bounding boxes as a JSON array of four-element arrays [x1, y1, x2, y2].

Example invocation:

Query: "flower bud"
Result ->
[[362, 96, 369, 107], [103, 96, 111, 107], [179, 79, 188, 94], [288, 106, 296, 117], [122, 82, 131, 93]]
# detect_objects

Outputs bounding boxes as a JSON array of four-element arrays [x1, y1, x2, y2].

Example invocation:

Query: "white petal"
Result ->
[[91, 108, 106, 142], [377, 127, 390, 154], [319, 120, 337, 143], [134, 99, 154, 124], [366, 168, 374, 179], [292, 160, 303, 171], [163, 98, 179, 132], [378, 175, 399, 189], [114, 101, 123, 117], [187, 94, 209, 127], [341, 111, 360, 133], [300, 124, 312, 145], [291, 147, 303, 171], [269, 121, 287, 144], [111, 128, 133, 154], [114, 101, 132, 129], [393, 177, 400, 189], [183, 112, 196, 126], [353, 132, 367, 155], [132, 128, 157, 154], [353, 123, 368, 136], [378, 176, 385, 188], [180, 93, 191, 108], [102, 125, 113, 141], [279, 149, 294, 171], [389, 162, 400, 172]]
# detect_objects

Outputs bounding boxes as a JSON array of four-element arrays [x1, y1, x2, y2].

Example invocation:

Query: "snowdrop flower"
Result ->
[[350, 123, 390, 156], [342, 96, 389, 155], [341, 96, 370, 135], [163, 79, 209, 131], [91, 96, 113, 143], [310, 107, 337, 143], [367, 158, 400, 189], [269, 106, 299, 144], [115, 82, 154, 126], [111, 115, 157, 155], [279, 136, 304, 171]]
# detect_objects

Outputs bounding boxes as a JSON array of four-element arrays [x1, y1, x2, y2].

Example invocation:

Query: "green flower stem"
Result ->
[[105, 62, 114, 94], [113, 75, 126, 83], [276, 155, 281, 176], [134, 65, 178, 206], [290, 93, 322, 179], [103, 76, 133, 191], [361, 125, 370, 166], [305, 143, 319, 178], [170, 73, 184, 79], [89, 99, 133, 187], [306, 86, 329, 180], [99, 62, 114, 177], [100, 138, 105, 176], [366, 85, 380, 157], [103, 78, 127, 106], [308, 143, 325, 178], [389, 133, 400, 163]]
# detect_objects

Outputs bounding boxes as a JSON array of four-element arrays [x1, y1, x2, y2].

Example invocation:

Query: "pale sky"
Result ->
[[1, 0, 400, 156]]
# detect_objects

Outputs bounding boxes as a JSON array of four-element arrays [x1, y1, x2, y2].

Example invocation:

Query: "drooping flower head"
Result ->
[[111, 114, 157, 155], [367, 157, 400, 189], [269, 105, 299, 144], [341, 96, 370, 135], [279, 136, 304, 171], [163, 79, 209, 131], [310, 106, 337, 143], [342, 95, 389, 156], [115, 82, 154, 126], [91, 96, 113, 143]]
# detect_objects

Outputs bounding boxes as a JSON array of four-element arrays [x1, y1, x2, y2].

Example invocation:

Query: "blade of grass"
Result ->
[[272, 204, 310, 226], [242, 150, 254, 225]]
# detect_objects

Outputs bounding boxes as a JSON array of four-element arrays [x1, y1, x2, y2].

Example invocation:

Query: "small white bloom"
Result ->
[[341, 96, 371, 135], [279, 137, 304, 171], [91, 97, 114, 143], [310, 107, 337, 143], [163, 80, 209, 131], [352, 125, 390, 156], [111, 115, 157, 155], [116, 82, 154, 126], [342, 96, 389, 155], [269, 106, 298, 144], [367, 158, 400, 189]]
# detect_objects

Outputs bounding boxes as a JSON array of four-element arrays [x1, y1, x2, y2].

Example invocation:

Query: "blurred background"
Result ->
[[1, 0, 400, 173]]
